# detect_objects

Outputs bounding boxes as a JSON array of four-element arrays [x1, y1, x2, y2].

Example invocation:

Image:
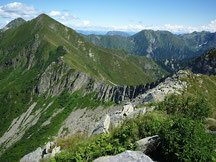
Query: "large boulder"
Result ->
[[136, 135, 160, 154], [20, 142, 61, 161], [121, 103, 134, 117], [20, 147, 42, 162], [92, 114, 111, 134], [127, 107, 146, 119], [108, 103, 135, 127], [93, 150, 153, 162]]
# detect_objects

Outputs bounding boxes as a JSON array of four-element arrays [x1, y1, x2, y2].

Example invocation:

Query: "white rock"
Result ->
[[121, 103, 134, 117], [93, 150, 153, 162], [20, 147, 42, 162], [92, 114, 111, 134], [127, 107, 146, 119]]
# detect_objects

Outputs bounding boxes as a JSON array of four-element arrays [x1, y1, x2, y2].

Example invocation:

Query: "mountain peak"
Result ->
[[1, 17, 26, 31], [34, 13, 54, 23], [37, 13, 50, 19]]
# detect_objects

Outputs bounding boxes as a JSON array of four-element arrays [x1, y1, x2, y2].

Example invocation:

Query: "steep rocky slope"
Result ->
[[187, 48, 216, 75], [18, 68, 216, 162]]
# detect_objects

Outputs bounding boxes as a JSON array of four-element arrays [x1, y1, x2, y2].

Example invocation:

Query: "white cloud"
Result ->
[[49, 11, 61, 17], [48, 11, 78, 21], [161, 20, 216, 33], [71, 19, 216, 33], [200, 19, 216, 32], [83, 20, 90, 26], [0, 2, 41, 19]]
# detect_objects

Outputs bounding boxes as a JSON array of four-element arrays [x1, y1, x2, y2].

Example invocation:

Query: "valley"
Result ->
[[0, 9, 215, 162]]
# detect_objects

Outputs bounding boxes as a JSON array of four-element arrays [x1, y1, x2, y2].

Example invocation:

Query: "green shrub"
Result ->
[[55, 134, 130, 161], [158, 94, 211, 122], [54, 112, 216, 162], [159, 117, 216, 162], [54, 112, 166, 161]]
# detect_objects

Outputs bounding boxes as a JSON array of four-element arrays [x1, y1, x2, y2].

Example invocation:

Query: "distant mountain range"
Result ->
[[106, 31, 131, 37], [85, 30, 216, 60], [76, 30, 107, 35], [76, 30, 135, 36]]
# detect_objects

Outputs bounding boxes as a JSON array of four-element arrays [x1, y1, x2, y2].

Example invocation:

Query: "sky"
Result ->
[[0, 0, 216, 33]]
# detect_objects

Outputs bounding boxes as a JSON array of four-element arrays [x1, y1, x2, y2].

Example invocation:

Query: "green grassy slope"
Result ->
[[28, 14, 165, 85], [85, 34, 134, 53], [0, 14, 167, 161]]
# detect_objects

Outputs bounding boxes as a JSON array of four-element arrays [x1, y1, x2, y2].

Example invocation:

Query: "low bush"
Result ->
[[159, 117, 216, 161], [54, 111, 216, 162], [157, 94, 211, 122]]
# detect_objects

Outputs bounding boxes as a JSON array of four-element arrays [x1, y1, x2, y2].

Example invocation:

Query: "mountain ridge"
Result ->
[[187, 48, 216, 75], [85, 29, 216, 60], [0, 14, 168, 161]]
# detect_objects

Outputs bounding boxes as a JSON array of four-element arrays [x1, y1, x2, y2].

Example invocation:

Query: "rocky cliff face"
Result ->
[[36, 58, 162, 104], [187, 48, 216, 75], [56, 70, 189, 138], [131, 70, 188, 105]]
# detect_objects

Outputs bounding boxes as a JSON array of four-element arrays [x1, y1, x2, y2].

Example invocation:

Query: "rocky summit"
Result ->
[[0, 8, 216, 162]]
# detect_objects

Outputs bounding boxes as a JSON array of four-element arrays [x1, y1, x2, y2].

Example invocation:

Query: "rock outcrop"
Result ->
[[20, 147, 42, 162], [36, 58, 162, 104], [136, 135, 160, 154], [92, 114, 111, 134], [132, 70, 188, 105], [93, 150, 154, 162], [20, 142, 60, 162], [92, 103, 146, 135]]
